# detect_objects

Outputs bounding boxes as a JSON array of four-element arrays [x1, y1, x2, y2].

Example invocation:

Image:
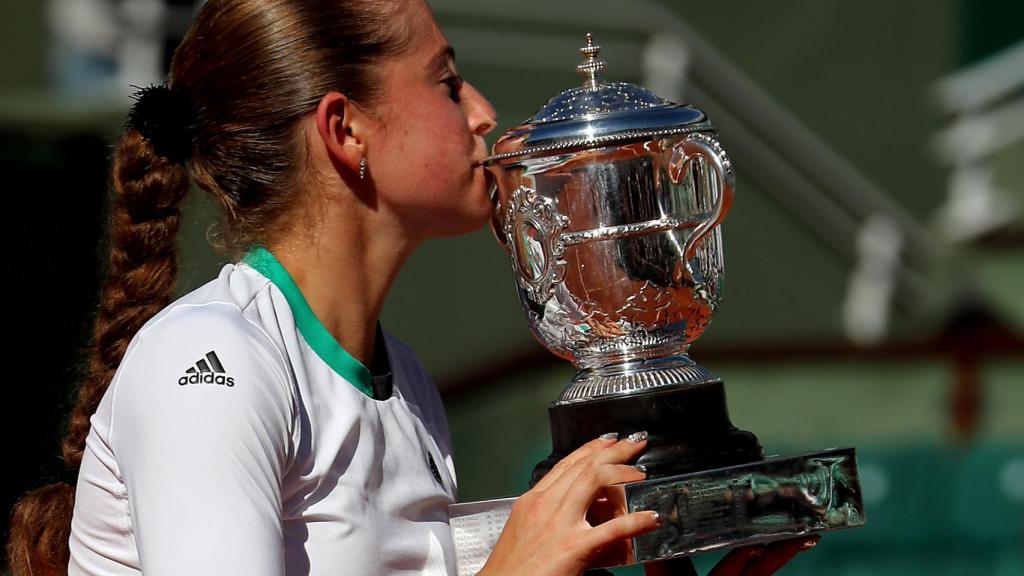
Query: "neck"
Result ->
[[266, 205, 418, 368]]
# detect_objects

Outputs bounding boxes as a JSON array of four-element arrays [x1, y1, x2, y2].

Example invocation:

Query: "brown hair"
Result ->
[[6, 1, 411, 573]]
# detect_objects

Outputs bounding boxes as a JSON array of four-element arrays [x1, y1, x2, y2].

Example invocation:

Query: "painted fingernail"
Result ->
[[599, 432, 619, 440], [634, 464, 648, 474], [650, 511, 662, 526], [627, 431, 648, 442]]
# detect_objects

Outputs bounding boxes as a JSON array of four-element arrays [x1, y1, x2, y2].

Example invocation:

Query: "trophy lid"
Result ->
[[484, 33, 713, 165]]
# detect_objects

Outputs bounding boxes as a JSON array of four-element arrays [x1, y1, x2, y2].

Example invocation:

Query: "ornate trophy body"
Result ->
[[449, 35, 865, 575]]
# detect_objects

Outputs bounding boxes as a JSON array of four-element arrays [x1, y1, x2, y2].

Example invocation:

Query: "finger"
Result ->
[[707, 546, 765, 576], [580, 510, 661, 551], [563, 464, 647, 518], [742, 536, 819, 575], [543, 433, 649, 504], [581, 432, 649, 468], [537, 431, 649, 499], [532, 434, 620, 492]]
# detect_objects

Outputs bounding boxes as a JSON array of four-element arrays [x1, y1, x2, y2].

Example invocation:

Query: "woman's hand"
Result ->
[[707, 536, 820, 576], [643, 535, 820, 576], [477, 433, 660, 576]]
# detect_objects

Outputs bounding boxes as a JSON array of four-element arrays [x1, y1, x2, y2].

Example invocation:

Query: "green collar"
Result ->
[[241, 244, 373, 397]]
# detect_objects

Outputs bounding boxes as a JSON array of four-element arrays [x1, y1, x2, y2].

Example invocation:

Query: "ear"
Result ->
[[314, 91, 373, 177]]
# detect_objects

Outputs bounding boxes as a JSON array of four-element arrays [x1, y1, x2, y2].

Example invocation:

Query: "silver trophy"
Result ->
[[452, 34, 866, 574], [487, 33, 732, 406]]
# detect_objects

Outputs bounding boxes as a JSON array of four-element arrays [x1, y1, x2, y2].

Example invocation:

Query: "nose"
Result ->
[[464, 81, 498, 137]]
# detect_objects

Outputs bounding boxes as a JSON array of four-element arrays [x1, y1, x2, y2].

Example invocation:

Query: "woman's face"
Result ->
[[367, 0, 498, 241]]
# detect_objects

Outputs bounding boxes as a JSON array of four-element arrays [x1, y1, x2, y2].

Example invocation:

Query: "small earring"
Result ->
[[359, 157, 368, 180]]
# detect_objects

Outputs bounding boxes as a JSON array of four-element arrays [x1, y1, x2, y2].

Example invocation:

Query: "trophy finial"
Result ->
[[577, 33, 605, 89]]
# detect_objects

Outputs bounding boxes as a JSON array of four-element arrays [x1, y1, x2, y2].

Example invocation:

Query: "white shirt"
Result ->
[[69, 245, 458, 575]]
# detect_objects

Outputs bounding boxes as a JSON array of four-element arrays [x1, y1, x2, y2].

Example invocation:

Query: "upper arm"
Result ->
[[111, 305, 294, 575]]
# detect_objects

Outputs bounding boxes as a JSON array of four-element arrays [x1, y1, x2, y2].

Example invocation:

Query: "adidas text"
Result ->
[[179, 373, 235, 387]]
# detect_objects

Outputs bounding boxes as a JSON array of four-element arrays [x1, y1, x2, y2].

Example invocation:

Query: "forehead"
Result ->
[[392, 0, 452, 71]]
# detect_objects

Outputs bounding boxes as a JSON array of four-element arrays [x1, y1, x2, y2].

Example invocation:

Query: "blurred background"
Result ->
[[3, 0, 1022, 574]]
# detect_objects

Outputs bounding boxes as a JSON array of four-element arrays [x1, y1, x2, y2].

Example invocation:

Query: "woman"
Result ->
[[7, 1, 816, 574]]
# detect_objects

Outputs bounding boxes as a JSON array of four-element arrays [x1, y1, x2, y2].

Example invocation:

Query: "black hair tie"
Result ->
[[124, 82, 197, 163]]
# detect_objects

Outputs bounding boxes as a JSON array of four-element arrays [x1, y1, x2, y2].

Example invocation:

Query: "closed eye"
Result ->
[[442, 75, 463, 103]]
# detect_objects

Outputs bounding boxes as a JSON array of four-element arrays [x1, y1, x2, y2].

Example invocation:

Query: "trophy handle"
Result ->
[[674, 133, 735, 285]]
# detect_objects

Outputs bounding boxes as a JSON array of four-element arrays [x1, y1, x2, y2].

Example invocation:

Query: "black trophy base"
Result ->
[[532, 379, 764, 485], [445, 381, 866, 575], [622, 447, 865, 565], [447, 448, 866, 575]]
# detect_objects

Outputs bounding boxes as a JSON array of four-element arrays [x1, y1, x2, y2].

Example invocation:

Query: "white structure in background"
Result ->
[[47, 0, 120, 95], [843, 215, 903, 345], [933, 40, 1024, 242], [642, 33, 690, 105], [47, 0, 202, 102]]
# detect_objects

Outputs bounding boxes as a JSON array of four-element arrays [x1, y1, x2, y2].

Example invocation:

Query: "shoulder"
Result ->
[[135, 301, 290, 386], [109, 301, 296, 453], [120, 259, 290, 391], [132, 259, 276, 339]]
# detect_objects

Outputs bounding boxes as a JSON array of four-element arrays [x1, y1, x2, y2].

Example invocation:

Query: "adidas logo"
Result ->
[[178, 350, 235, 387]]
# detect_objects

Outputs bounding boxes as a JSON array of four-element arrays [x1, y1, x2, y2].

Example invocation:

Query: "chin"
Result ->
[[429, 203, 492, 239], [436, 214, 490, 238]]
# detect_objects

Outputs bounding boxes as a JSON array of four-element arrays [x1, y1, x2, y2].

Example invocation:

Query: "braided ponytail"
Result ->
[[6, 92, 192, 576], [65, 127, 191, 469]]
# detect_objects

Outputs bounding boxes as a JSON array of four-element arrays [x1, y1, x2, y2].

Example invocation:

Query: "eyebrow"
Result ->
[[429, 45, 456, 73]]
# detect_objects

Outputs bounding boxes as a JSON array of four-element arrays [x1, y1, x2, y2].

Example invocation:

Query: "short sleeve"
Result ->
[[110, 304, 294, 576]]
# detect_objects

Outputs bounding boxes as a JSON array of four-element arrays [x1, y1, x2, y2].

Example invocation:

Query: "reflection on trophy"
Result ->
[[459, 33, 867, 571]]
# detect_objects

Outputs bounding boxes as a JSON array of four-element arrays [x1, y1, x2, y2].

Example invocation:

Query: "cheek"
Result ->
[[381, 137, 464, 210], [391, 109, 466, 176], [374, 100, 478, 221], [414, 134, 473, 189]]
